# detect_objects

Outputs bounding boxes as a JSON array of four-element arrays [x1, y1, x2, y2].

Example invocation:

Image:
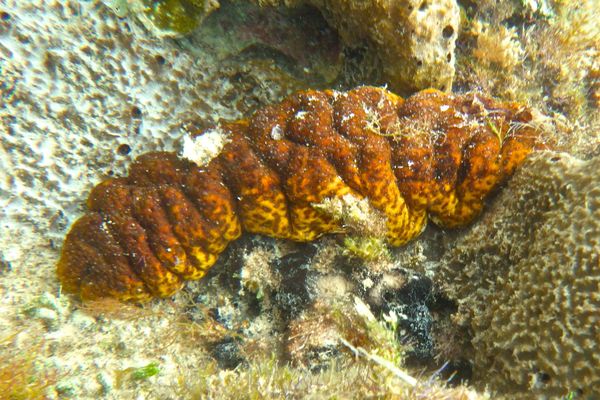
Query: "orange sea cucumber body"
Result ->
[[57, 87, 545, 302]]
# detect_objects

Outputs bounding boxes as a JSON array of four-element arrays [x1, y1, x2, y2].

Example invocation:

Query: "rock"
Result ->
[[441, 151, 600, 398], [258, 0, 460, 93]]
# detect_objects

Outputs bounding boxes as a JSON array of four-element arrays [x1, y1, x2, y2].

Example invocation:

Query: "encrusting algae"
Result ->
[[108, 0, 219, 36], [57, 86, 550, 302]]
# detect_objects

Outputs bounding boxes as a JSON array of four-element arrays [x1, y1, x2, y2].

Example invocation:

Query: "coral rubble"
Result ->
[[57, 86, 549, 301], [441, 152, 600, 398]]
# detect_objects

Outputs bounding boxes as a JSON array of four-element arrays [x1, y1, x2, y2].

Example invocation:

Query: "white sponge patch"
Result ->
[[181, 127, 231, 167]]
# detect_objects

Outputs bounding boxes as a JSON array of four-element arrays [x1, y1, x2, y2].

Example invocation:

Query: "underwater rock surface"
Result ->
[[116, 0, 460, 94], [442, 151, 600, 398], [302, 0, 461, 94], [1, 0, 598, 399]]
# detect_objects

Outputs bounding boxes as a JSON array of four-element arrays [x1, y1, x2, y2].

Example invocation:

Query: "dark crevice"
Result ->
[[128, 186, 188, 280], [156, 185, 215, 275], [98, 208, 154, 295], [243, 112, 304, 238]]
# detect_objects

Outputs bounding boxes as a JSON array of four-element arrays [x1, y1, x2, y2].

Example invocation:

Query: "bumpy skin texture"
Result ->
[[57, 87, 545, 301]]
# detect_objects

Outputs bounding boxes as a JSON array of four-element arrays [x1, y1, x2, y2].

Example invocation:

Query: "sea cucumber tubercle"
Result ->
[[57, 87, 546, 301]]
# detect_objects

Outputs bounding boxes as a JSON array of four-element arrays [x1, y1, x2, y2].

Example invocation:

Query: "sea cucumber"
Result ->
[[57, 86, 546, 301]]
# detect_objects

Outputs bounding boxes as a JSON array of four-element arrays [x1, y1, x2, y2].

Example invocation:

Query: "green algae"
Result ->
[[106, 0, 218, 36], [115, 361, 161, 388], [342, 236, 390, 261], [140, 0, 212, 35], [131, 362, 160, 380]]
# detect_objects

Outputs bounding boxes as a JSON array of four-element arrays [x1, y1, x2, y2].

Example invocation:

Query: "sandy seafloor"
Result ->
[[1, 0, 599, 399]]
